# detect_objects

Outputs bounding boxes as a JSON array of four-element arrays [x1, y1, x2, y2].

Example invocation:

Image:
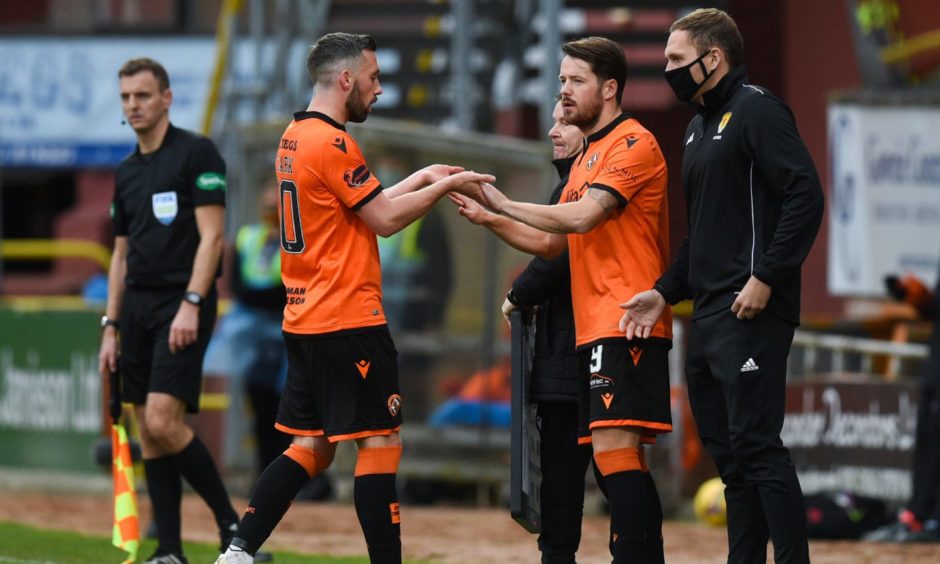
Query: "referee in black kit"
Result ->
[[620, 9, 823, 564], [97, 58, 239, 564]]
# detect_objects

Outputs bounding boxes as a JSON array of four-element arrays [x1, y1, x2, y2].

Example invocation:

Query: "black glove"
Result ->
[[109, 370, 122, 422], [884, 275, 906, 301]]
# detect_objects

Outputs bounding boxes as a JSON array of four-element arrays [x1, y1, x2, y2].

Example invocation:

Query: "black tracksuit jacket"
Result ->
[[510, 157, 579, 402], [655, 66, 824, 324]]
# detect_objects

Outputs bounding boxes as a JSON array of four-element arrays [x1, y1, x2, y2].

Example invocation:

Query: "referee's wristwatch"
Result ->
[[183, 291, 204, 307], [506, 288, 522, 307], [100, 315, 119, 330]]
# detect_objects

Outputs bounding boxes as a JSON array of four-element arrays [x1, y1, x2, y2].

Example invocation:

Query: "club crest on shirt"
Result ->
[[586, 151, 599, 170], [152, 191, 178, 225], [343, 165, 372, 188], [718, 112, 732, 133], [387, 394, 402, 417]]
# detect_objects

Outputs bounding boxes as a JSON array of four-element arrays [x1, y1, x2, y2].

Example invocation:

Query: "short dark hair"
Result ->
[[561, 37, 628, 102], [118, 58, 170, 91], [307, 32, 377, 85], [670, 8, 743, 67]]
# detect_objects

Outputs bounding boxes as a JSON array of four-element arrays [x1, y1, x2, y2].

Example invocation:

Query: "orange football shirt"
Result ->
[[561, 113, 672, 347], [276, 111, 386, 334]]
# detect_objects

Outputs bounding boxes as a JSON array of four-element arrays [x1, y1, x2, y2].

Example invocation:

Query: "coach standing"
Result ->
[[620, 9, 824, 564], [98, 58, 239, 564]]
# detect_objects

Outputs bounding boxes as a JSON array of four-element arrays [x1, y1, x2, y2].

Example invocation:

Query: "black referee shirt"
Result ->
[[112, 124, 226, 288], [656, 66, 824, 324]]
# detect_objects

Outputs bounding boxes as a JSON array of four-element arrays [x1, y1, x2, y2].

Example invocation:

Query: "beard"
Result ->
[[346, 82, 372, 123], [563, 87, 603, 131]]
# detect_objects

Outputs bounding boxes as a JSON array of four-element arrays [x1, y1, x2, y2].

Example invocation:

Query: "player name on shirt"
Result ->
[[277, 155, 294, 174]]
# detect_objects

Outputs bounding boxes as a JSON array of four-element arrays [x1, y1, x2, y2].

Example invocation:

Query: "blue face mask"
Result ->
[[664, 50, 714, 102]]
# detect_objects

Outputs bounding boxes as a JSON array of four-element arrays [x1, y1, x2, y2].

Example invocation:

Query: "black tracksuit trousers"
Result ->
[[687, 309, 809, 564], [909, 385, 940, 523], [537, 401, 595, 563]]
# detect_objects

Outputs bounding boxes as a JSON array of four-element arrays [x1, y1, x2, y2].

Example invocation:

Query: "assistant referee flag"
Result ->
[[111, 423, 139, 563]]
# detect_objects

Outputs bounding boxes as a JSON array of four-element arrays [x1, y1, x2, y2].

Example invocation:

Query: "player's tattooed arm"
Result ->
[[586, 188, 619, 212]]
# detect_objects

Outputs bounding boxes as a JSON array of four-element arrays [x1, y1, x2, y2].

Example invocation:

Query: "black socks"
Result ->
[[144, 455, 183, 556], [172, 436, 239, 530], [234, 453, 311, 554], [354, 473, 402, 564]]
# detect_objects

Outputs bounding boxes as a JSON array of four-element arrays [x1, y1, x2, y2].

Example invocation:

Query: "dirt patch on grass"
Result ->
[[1, 490, 939, 563]]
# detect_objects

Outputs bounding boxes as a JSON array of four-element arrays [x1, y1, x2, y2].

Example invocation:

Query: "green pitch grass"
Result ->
[[0, 520, 422, 563]]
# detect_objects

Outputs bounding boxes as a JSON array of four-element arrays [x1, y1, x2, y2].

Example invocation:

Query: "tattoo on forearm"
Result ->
[[587, 188, 617, 211]]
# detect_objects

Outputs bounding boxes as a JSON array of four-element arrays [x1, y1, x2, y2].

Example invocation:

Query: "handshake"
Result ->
[[420, 163, 508, 216]]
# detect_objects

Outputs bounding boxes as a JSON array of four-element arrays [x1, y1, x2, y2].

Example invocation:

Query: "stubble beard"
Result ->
[[346, 83, 371, 123], [564, 88, 603, 132]]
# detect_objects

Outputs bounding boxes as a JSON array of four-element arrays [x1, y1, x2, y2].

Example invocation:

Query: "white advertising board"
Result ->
[[828, 104, 940, 296], [0, 37, 402, 168], [0, 37, 216, 167]]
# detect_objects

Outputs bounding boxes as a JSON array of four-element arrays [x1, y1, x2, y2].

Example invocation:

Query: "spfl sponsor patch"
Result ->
[[196, 172, 226, 191]]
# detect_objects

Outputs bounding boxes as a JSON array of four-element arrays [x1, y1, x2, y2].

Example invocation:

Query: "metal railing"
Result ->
[[791, 329, 930, 379]]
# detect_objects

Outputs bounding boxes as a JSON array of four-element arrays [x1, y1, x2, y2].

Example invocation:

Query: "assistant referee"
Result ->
[[98, 57, 239, 564]]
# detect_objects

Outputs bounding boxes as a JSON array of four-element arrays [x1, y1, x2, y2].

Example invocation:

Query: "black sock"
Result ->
[[235, 453, 311, 554], [593, 461, 609, 500], [354, 473, 401, 564], [605, 470, 649, 563], [643, 471, 664, 564], [144, 456, 183, 556], [172, 436, 238, 530]]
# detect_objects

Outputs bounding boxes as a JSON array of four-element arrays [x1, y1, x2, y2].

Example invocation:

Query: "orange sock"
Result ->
[[355, 446, 402, 477], [594, 447, 642, 477], [283, 444, 326, 478]]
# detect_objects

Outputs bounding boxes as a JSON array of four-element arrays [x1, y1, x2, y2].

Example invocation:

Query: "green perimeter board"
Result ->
[[0, 308, 102, 473]]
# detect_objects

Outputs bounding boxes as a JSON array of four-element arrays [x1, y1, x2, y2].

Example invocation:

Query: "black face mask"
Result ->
[[664, 50, 714, 102]]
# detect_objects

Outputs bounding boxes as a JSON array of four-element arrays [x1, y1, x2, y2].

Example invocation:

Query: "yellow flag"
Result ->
[[112, 424, 140, 564]]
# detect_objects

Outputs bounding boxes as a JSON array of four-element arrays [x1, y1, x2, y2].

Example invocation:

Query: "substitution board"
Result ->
[[509, 308, 541, 533]]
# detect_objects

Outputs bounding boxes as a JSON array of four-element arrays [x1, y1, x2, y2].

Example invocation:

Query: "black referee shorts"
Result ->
[[119, 286, 217, 413], [276, 327, 402, 442]]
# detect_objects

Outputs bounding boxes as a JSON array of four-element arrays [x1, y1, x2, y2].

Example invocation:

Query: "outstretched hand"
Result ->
[[619, 289, 667, 340], [443, 171, 496, 203], [480, 183, 509, 213], [423, 164, 464, 185], [447, 192, 495, 225]]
